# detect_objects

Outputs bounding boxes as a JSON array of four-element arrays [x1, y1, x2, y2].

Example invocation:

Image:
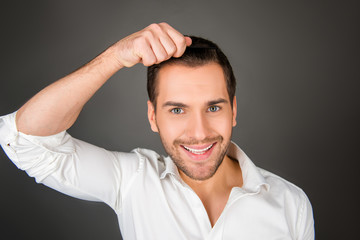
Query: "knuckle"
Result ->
[[142, 29, 154, 39], [155, 49, 166, 61], [172, 36, 186, 49], [167, 45, 176, 55], [177, 36, 186, 46], [173, 42, 186, 57], [148, 23, 161, 31], [132, 36, 147, 49], [158, 22, 170, 28], [147, 23, 157, 29]]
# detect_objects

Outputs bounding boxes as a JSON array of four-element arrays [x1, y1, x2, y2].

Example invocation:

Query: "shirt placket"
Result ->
[[206, 187, 261, 240], [185, 186, 213, 236]]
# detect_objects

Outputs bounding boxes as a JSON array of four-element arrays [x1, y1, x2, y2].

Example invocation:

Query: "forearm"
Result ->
[[15, 23, 190, 136], [16, 44, 123, 136]]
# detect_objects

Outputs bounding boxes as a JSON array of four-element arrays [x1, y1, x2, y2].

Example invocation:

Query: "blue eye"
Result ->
[[208, 106, 220, 112], [171, 108, 184, 114]]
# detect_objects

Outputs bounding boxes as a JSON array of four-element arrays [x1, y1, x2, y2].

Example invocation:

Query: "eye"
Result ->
[[171, 108, 184, 114], [208, 106, 220, 112]]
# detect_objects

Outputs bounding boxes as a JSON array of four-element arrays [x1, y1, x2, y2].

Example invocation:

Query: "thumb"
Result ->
[[185, 36, 192, 46]]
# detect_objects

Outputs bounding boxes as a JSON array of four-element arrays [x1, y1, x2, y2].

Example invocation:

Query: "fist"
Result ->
[[114, 23, 192, 67]]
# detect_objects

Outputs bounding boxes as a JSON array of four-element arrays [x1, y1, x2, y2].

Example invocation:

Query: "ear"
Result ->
[[147, 100, 159, 132], [232, 96, 237, 127]]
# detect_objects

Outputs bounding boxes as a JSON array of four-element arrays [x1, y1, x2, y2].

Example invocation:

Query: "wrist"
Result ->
[[104, 42, 126, 70]]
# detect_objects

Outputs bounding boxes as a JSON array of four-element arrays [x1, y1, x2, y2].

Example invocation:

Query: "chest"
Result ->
[[199, 192, 230, 227], [117, 176, 296, 240]]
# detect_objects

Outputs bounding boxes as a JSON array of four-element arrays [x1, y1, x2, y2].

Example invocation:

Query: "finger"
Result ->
[[161, 23, 188, 58], [141, 24, 175, 64], [136, 41, 157, 66], [140, 50, 157, 66], [159, 35, 177, 57], [148, 36, 169, 63], [185, 36, 192, 47]]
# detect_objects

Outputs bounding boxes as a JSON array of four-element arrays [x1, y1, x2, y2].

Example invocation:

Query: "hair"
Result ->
[[147, 36, 236, 110]]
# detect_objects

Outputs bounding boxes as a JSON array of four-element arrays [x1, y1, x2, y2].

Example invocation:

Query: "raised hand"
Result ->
[[113, 23, 192, 67]]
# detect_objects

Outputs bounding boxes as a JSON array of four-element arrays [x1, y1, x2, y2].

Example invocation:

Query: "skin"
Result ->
[[15, 22, 242, 227], [16, 23, 191, 136], [148, 63, 243, 226]]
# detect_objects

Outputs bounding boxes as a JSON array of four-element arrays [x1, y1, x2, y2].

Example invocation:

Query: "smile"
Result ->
[[182, 143, 214, 155]]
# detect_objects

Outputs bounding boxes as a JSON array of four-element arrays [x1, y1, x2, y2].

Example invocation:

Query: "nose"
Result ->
[[186, 112, 211, 141]]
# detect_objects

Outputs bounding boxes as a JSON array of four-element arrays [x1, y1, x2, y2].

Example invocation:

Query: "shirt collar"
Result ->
[[160, 141, 270, 193], [227, 141, 270, 193], [161, 155, 181, 180]]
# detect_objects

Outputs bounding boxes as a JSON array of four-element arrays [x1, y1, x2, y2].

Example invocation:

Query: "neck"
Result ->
[[179, 155, 243, 227], [180, 155, 243, 196]]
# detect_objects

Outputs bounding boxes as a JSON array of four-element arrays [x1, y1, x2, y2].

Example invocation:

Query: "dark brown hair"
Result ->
[[147, 36, 236, 109]]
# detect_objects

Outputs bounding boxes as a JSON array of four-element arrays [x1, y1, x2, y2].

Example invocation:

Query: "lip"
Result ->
[[181, 142, 217, 161], [183, 143, 213, 151]]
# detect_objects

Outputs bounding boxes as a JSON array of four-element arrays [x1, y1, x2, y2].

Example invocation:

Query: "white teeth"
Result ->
[[183, 144, 213, 155]]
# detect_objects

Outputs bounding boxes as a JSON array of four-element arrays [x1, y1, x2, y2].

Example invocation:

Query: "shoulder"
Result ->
[[126, 147, 166, 173], [257, 168, 315, 238], [258, 167, 310, 204]]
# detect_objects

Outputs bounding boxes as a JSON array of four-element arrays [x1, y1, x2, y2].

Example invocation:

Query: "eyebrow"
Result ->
[[207, 98, 228, 106], [162, 98, 228, 109], [162, 101, 188, 108]]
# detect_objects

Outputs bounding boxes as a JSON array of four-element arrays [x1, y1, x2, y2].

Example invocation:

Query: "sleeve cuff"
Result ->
[[0, 111, 19, 146], [0, 111, 75, 177]]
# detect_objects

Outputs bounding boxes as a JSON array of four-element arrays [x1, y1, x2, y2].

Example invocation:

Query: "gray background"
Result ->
[[0, 0, 359, 239]]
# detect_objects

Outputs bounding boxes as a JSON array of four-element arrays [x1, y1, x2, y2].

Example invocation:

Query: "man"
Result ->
[[0, 23, 314, 239]]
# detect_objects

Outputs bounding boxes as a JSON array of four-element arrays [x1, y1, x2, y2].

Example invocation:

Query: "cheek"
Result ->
[[217, 121, 232, 135], [209, 114, 234, 137], [157, 116, 187, 141]]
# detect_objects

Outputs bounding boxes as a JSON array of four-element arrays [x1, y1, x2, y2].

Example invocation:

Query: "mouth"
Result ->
[[181, 143, 215, 155]]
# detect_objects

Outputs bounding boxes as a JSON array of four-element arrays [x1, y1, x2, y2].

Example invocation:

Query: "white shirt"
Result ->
[[0, 112, 314, 240]]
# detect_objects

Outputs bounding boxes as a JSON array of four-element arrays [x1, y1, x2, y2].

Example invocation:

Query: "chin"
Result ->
[[174, 145, 228, 181]]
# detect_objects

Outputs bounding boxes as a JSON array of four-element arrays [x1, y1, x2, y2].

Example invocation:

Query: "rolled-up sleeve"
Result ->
[[0, 112, 140, 213]]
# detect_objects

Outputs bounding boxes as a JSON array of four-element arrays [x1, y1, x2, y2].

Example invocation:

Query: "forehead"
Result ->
[[156, 63, 229, 103]]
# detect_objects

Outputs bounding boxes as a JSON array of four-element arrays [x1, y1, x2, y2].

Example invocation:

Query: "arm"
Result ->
[[0, 23, 191, 210], [16, 22, 191, 136]]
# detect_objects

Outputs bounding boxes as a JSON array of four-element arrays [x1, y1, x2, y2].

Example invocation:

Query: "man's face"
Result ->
[[147, 63, 237, 181]]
